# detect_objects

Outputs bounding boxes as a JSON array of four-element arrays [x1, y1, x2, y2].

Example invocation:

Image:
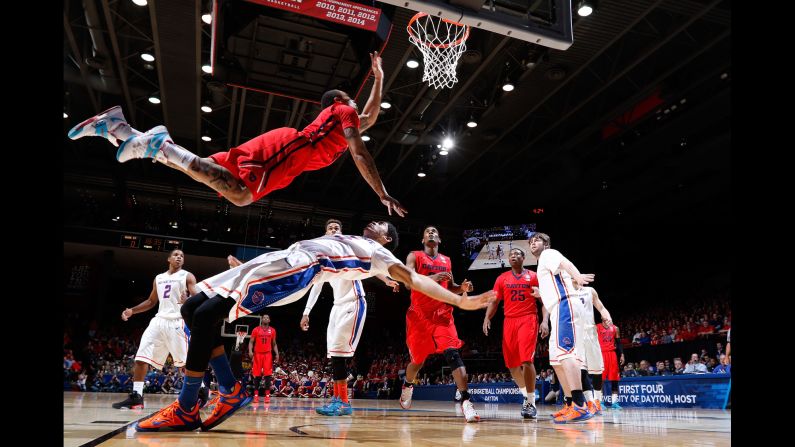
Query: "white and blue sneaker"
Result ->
[[68, 105, 128, 147], [315, 396, 340, 415], [116, 125, 172, 163], [317, 399, 353, 416], [520, 398, 537, 419]]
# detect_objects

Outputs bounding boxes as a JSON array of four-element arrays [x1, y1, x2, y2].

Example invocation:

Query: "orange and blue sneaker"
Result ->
[[553, 403, 594, 424], [201, 382, 252, 431], [594, 400, 603, 415], [552, 402, 571, 418], [135, 400, 201, 432]]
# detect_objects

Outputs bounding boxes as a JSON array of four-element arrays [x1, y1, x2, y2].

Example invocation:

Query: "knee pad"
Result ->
[[443, 348, 464, 371], [331, 356, 347, 381]]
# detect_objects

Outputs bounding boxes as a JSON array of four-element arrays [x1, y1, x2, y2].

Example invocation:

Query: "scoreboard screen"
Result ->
[[120, 234, 182, 252]]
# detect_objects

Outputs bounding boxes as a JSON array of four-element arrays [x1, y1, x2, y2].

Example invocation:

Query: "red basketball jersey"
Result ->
[[409, 250, 453, 317], [493, 269, 539, 318], [252, 326, 276, 354], [299, 103, 360, 171], [597, 324, 617, 352]]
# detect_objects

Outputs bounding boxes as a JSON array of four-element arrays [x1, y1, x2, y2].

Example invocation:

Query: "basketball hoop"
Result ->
[[407, 12, 470, 89], [235, 331, 246, 349]]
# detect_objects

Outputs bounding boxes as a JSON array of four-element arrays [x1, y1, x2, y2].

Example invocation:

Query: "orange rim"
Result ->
[[406, 12, 470, 49]]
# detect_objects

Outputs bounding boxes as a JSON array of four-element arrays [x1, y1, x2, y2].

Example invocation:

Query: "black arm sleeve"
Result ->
[[615, 336, 624, 356]]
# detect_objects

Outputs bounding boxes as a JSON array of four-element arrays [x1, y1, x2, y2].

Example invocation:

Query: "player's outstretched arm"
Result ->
[[387, 263, 495, 310], [122, 279, 159, 321], [345, 127, 407, 217], [358, 51, 383, 132], [591, 288, 612, 325]]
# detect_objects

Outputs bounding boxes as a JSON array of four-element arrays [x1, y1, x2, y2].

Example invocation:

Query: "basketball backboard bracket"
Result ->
[[377, 0, 573, 50]]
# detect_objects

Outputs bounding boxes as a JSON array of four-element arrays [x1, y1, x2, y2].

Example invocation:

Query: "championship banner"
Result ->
[[246, 0, 382, 31], [412, 382, 530, 404], [611, 375, 731, 409], [413, 374, 731, 409]]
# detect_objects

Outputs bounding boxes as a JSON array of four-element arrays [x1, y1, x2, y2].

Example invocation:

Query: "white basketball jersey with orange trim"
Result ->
[[296, 234, 401, 280], [155, 269, 189, 319]]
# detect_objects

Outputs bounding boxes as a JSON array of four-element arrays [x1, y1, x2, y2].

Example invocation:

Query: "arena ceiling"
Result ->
[[64, 0, 730, 230]]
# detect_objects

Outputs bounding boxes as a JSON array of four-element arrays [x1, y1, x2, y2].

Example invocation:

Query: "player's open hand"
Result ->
[[370, 51, 383, 79], [228, 255, 243, 268], [430, 271, 452, 283], [385, 279, 400, 292], [483, 318, 491, 336], [458, 290, 496, 310], [300, 315, 310, 331], [574, 273, 595, 285], [539, 321, 550, 338], [381, 194, 407, 217]]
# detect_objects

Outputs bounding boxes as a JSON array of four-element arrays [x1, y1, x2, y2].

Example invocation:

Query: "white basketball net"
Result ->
[[235, 332, 246, 349], [408, 13, 470, 89]]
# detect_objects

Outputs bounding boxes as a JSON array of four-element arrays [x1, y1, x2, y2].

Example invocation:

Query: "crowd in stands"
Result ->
[[620, 293, 730, 347], [65, 290, 730, 398]]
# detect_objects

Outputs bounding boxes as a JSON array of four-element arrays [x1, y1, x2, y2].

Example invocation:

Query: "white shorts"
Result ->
[[135, 316, 189, 370], [326, 296, 367, 358], [582, 327, 604, 374], [198, 246, 319, 322], [547, 292, 585, 367]]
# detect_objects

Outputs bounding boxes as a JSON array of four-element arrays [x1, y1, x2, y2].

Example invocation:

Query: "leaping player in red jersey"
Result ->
[[67, 52, 406, 217]]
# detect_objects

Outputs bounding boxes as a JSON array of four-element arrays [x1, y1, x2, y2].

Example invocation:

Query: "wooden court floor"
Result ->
[[65, 392, 730, 446]]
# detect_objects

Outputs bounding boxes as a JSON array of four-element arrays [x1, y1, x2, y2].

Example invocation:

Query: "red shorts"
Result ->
[[252, 352, 273, 377], [601, 350, 620, 381], [210, 128, 314, 202], [405, 308, 463, 364], [502, 314, 538, 368]]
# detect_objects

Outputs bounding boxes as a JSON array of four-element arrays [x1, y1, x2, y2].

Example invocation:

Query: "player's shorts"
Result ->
[[582, 327, 605, 374], [198, 246, 319, 322], [135, 316, 189, 370], [546, 291, 585, 367], [406, 307, 463, 364], [326, 294, 367, 358], [503, 314, 539, 368], [602, 350, 620, 381], [210, 128, 315, 202], [252, 352, 273, 377]]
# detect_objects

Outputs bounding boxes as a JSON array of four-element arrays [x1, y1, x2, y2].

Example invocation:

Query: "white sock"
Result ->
[[160, 142, 198, 169], [595, 389, 603, 402], [584, 389, 594, 403], [526, 388, 536, 407], [520, 388, 528, 399], [133, 381, 144, 396]]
